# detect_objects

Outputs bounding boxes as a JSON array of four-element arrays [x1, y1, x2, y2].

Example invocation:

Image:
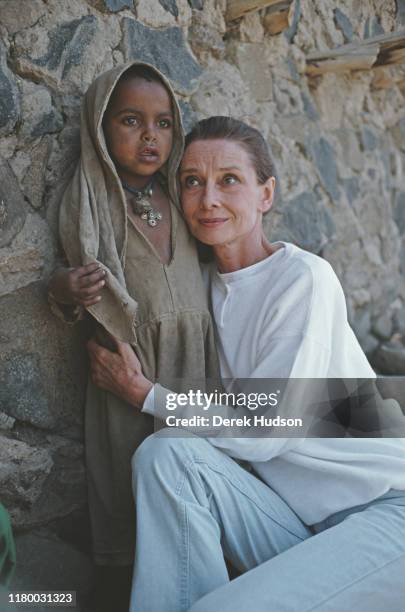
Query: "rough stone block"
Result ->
[[361, 127, 378, 152], [343, 177, 360, 206], [372, 313, 393, 341], [394, 192, 405, 236], [0, 156, 27, 249], [0, 435, 53, 518], [103, 0, 133, 10], [178, 99, 197, 132], [372, 343, 405, 375], [301, 91, 319, 120], [0, 283, 87, 435], [228, 43, 273, 102], [0, 354, 52, 430], [0, 42, 20, 137], [159, 0, 179, 18], [122, 19, 202, 95], [189, 14, 226, 60], [353, 309, 371, 343], [14, 13, 120, 92], [310, 137, 340, 202], [284, 0, 301, 43], [398, 0, 405, 26], [333, 8, 354, 43], [282, 191, 335, 254], [191, 58, 255, 118], [188, 0, 203, 8]]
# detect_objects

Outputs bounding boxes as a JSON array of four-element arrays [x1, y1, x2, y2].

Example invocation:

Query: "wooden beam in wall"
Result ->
[[226, 0, 283, 22], [263, 1, 294, 35], [306, 29, 405, 76]]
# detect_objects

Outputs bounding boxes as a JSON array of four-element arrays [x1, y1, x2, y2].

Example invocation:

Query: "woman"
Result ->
[[88, 116, 405, 612]]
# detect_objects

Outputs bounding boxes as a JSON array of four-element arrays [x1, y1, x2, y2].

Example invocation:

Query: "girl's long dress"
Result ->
[[85, 206, 219, 565]]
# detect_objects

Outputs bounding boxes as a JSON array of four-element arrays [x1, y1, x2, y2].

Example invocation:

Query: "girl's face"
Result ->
[[180, 139, 275, 248], [103, 77, 174, 188]]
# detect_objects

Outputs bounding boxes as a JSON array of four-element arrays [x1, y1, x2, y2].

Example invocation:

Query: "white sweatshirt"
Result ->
[[143, 243, 405, 524]]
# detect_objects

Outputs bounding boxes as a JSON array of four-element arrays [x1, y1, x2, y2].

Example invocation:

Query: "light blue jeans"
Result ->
[[129, 429, 405, 612]]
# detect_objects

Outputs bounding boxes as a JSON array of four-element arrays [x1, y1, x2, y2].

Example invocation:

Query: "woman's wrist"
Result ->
[[128, 374, 153, 409]]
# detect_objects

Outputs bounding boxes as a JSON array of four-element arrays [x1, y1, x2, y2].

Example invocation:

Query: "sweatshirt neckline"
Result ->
[[215, 242, 289, 286]]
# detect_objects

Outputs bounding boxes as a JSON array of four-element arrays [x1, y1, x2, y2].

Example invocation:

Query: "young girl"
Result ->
[[48, 61, 219, 601]]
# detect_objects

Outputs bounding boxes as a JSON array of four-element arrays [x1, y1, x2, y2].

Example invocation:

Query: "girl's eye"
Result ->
[[184, 176, 200, 188], [123, 117, 138, 126], [223, 174, 239, 185], [158, 118, 172, 128]]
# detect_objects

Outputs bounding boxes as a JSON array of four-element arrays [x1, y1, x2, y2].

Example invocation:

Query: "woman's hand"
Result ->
[[87, 338, 153, 408], [48, 263, 106, 307]]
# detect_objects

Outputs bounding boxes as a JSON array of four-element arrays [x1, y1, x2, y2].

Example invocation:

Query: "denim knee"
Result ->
[[131, 427, 200, 482]]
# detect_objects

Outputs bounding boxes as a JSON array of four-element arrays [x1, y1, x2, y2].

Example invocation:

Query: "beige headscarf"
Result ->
[[59, 61, 184, 343]]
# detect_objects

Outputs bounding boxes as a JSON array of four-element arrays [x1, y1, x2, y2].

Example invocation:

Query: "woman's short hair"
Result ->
[[185, 116, 274, 184]]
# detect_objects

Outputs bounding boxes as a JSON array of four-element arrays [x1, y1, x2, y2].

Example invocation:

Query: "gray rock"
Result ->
[[361, 127, 378, 151], [178, 99, 197, 133], [0, 353, 52, 430], [189, 18, 225, 60], [285, 58, 300, 83], [0, 283, 87, 435], [159, 0, 179, 18], [282, 191, 335, 254], [333, 8, 354, 42], [188, 0, 203, 8], [0, 411, 15, 430], [361, 334, 379, 357], [390, 118, 405, 151], [11, 531, 94, 609], [310, 137, 340, 201], [372, 343, 405, 375], [122, 19, 202, 95], [394, 192, 405, 235], [0, 435, 53, 520], [343, 177, 360, 205], [398, 0, 405, 26], [393, 308, 405, 334], [31, 111, 63, 139], [284, 0, 301, 43], [31, 16, 97, 79], [103, 0, 133, 10], [372, 313, 393, 341], [301, 91, 319, 121], [0, 42, 20, 136], [0, 156, 27, 248], [352, 309, 371, 343], [367, 168, 376, 179], [371, 16, 384, 37], [364, 17, 370, 38]]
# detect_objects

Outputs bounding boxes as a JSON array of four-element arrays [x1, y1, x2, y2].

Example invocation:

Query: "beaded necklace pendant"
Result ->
[[122, 179, 163, 227]]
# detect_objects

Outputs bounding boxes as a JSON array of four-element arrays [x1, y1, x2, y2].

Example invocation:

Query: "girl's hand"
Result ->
[[48, 263, 106, 307], [87, 338, 153, 408]]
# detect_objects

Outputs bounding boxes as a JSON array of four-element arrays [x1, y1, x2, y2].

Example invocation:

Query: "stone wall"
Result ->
[[1, 0, 405, 604]]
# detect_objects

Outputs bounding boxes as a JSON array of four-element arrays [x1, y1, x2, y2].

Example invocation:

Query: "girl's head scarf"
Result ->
[[58, 61, 184, 343]]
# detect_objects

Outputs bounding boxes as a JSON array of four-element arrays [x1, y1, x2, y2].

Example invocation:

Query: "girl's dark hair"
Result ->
[[185, 116, 274, 184]]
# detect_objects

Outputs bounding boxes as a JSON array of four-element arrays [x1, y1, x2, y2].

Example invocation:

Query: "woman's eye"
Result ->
[[184, 176, 200, 188], [223, 175, 239, 185], [158, 118, 172, 128]]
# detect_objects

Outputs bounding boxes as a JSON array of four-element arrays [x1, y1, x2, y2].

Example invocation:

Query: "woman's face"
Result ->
[[180, 139, 274, 248]]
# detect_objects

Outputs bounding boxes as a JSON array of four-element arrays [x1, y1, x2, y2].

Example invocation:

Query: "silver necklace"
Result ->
[[122, 179, 162, 227]]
